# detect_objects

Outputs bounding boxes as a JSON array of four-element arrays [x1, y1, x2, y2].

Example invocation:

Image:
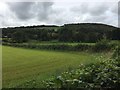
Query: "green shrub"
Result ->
[[43, 46, 120, 89], [94, 39, 112, 52]]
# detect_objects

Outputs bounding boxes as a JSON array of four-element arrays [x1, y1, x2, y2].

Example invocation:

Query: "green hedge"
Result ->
[[2, 42, 115, 52], [2, 42, 92, 51]]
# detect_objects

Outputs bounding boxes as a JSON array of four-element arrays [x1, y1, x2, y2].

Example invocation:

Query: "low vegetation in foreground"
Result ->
[[43, 46, 120, 89]]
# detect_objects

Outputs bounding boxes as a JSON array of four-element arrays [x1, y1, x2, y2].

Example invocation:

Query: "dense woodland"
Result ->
[[2, 23, 120, 43]]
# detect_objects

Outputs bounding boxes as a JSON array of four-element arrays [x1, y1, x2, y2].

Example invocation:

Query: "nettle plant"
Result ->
[[43, 46, 120, 89]]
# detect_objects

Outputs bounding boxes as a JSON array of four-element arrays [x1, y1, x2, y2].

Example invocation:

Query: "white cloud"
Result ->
[[0, 0, 119, 27]]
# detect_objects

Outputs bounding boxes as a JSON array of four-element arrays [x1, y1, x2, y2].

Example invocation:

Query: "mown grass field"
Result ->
[[2, 46, 108, 88]]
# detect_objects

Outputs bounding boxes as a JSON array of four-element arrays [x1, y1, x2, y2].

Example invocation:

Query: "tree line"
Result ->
[[2, 23, 120, 43]]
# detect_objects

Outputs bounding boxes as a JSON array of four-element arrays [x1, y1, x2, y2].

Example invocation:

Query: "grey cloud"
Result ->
[[0, 14, 3, 20], [71, 3, 110, 16], [1, 1, 117, 27], [83, 15, 107, 22], [34, 2, 54, 21], [118, 2, 120, 14], [118, 3, 120, 26], [89, 5, 109, 16], [53, 18, 69, 25], [70, 3, 89, 14], [70, 2, 117, 26], [0, 14, 3, 17], [111, 3, 118, 14], [7, 2, 54, 21], [7, 2, 35, 20]]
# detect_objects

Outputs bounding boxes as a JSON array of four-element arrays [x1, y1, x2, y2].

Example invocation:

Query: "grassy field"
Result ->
[[2, 46, 108, 88]]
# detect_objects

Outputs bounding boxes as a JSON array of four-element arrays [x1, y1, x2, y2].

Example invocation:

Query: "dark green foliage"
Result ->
[[3, 40, 116, 52], [2, 23, 120, 43], [2, 38, 12, 43], [58, 23, 119, 42], [43, 46, 120, 89], [12, 31, 28, 43], [112, 28, 120, 40], [94, 38, 112, 52], [2, 42, 91, 51], [2, 27, 58, 43], [58, 27, 73, 42]]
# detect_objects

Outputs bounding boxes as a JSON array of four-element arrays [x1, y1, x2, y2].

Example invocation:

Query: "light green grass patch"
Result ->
[[3, 46, 107, 88]]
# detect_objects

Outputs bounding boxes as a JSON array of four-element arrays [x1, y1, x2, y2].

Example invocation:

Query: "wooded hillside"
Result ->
[[2, 23, 120, 43]]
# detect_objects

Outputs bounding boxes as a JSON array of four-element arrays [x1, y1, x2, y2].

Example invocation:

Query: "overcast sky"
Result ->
[[0, 0, 119, 28]]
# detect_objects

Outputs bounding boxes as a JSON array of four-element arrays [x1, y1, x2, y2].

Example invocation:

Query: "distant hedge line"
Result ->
[[2, 41, 116, 52]]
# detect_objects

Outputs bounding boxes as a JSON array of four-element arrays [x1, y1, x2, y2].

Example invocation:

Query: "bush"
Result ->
[[94, 39, 112, 52], [43, 46, 120, 89]]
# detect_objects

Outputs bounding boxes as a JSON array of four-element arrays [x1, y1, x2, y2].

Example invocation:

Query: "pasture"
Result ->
[[2, 46, 107, 88]]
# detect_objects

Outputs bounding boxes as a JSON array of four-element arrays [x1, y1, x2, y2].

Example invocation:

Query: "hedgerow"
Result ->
[[43, 46, 120, 89], [2, 41, 115, 52]]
